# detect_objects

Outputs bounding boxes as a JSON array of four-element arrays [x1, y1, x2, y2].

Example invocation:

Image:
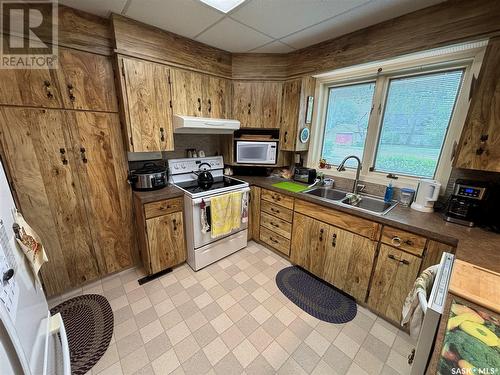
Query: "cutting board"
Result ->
[[271, 181, 309, 193], [449, 259, 500, 313]]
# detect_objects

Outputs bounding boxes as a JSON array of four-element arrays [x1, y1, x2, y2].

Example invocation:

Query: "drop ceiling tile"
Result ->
[[125, 0, 225, 39], [231, 0, 370, 39], [196, 18, 272, 52], [281, 0, 445, 49], [58, 0, 128, 17], [251, 41, 295, 53]]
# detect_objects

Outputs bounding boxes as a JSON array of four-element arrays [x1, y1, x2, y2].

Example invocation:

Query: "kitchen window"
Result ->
[[310, 41, 487, 188]]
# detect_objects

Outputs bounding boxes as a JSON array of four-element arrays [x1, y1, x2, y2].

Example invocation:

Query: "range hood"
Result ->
[[173, 115, 240, 134]]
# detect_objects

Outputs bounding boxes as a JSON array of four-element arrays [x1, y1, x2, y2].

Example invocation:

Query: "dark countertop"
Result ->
[[235, 175, 500, 273], [132, 184, 184, 204]]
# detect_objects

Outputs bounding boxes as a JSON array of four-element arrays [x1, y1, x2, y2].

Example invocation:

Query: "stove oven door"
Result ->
[[191, 188, 249, 249]]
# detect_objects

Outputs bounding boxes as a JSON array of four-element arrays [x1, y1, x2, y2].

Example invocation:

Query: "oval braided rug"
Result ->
[[50, 294, 114, 375], [276, 266, 357, 323]]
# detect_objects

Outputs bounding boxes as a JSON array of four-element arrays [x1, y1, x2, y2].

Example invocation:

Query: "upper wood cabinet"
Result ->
[[55, 49, 118, 112], [0, 44, 116, 112], [368, 244, 422, 323], [280, 77, 316, 151], [119, 57, 174, 152], [0, 108, 134, 295], [170, 68, 231, 119], [455, 37, 500, 172], [232, 81, 282, 128]]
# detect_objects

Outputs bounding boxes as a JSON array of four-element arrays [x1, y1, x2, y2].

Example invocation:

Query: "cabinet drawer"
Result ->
[[260, 212, 292, 239], [381, 226, 426, 256], [144, 197, 183, 219], [260, 226, 290, 256], [261, 189, 294, 209], [260, 200, 293, 222]]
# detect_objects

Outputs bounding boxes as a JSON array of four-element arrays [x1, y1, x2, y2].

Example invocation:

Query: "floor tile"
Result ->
[[276, 328, 301, 355], [160, 309, 183, 331], [261, 315, 286, 338], [121, 346, 150, 375], [291, 343, 320, 373], [127, 286, 147, 304], [92, 343, 119, 374], [288, 317, 313, 340], [261, 340, 289, 371], [208, 284, 227, 300], [203, 337, 229, 366], [167, 321, 191, 346], [278, 357, 307, 374], [151, 348, 180, 375], [249, 305, 272, 324], [115, 318, 138, 341], [275, 306, 297, 326], [173, 335, 200, 363], [182, 350, 212, 375], [192, 323, 219, 348], [131, 297, 152, 316], [347, 362, 370, 375], [386, 349, 411, 375], [311, 360, 336, 375], [343, 321, 369, 345], [304, 329, 330, 356], [177, 300, 199, 320], [334, 332, 361, 359], [213, 352, 243, 375], [145, 333, 172, 362], [116, 331, 143, 359], [233, 338, 259, 368], [154, 298, 175, 317], [362, 334, 391, 362], [210, 312, 233, 334], [225, 303, 246, 323], [184, 311, 208, 333], [216, 293, 237, 310], [247, 326, 273, 352], [140, 319, 163, 344], [370, 321, 397, 347], [201, 302, 224, 321], [235, 314, 260, 336], [322, 344, 352, 374], [354, 347, 384, 375], [220, 324, 245, 350], [96, 361, 123, 375]]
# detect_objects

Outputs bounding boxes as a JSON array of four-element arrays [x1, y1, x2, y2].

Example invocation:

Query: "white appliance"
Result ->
[[173, 115, 240, 134], [235, 140, 277, 165], [168, 156, 249, 271], [0, 161, 70, 375], [409, 252, 454, 374], [411, 179, 441, 212]]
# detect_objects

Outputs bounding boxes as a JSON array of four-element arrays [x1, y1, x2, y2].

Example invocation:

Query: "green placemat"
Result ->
[[271, 181, 309, 193]]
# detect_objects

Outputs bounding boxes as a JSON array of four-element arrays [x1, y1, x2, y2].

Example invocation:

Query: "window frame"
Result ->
[[307, 41, 487, 190]]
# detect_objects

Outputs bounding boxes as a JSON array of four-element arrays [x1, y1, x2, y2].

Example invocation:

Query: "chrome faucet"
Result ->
[[337, 155, 362, 194]]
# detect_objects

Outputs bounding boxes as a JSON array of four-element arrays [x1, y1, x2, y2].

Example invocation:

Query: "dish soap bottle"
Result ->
[[384, 181, 393, 203]]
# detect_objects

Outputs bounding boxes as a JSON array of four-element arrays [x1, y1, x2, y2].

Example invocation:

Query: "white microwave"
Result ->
[[235, 141, 277, 165]]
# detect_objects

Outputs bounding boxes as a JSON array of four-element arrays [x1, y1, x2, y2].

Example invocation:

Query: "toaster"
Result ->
[[294, 167, 317, 184]]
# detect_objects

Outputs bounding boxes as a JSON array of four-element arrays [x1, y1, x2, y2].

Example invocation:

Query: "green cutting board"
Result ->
[[271, 181, 309, 193]]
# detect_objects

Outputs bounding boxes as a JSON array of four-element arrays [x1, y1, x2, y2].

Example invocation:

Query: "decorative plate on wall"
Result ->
[[299, 127, 310, 143]]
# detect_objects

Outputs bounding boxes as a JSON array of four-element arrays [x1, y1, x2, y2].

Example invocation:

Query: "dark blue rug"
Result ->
[[276, 266, 357, 324]]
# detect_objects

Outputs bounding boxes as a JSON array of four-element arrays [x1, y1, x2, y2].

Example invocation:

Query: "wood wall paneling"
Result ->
[[231, 53, 289, 80], [111, 14, 232, 77], [454, 37, 500, 172]]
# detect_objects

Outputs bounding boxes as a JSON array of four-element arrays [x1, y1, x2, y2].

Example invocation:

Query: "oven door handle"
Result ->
[[192, 187, 250, 205]]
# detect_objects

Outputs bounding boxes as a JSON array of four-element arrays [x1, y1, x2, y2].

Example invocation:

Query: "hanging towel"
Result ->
[[402, 264, 439, 338], [200, 199, 210, 233], [210, 191, 242, 238], [241, 191, 249, 224]]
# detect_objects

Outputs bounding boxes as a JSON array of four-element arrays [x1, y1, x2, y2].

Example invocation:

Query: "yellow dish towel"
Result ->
[[210, 191, 242, 238]]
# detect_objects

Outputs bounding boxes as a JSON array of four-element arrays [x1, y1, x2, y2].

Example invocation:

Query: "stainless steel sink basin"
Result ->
[[302, 187, 397, 215], [341, 195, 397, 215], [304, 188, 348, 201]]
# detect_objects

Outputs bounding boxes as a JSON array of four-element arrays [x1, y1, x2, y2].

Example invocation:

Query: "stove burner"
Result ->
[[176, 176, 245, 194]]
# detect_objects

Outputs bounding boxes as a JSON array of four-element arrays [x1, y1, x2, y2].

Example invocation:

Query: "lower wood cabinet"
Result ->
[[291, 212, 376, 301], [248, 186, 261, 241], [134, 196, 187, 275], [368, 244, 422, 323], [146, 211, 186, 274]]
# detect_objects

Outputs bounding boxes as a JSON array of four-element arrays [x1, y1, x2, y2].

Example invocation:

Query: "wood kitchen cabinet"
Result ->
[[455, 37, 500, 172], [368, 244, 422, 323], [0, 107, 134, 295], [0, 42, 116, 112], [119, 57, 174, 152], [170, 68, 231, 119], [232, 81, 282, 128], [248, 186, 261, 241], [134, 197, 187, 274], [322, 225, 377, 301], [279, 77, 316, 151]]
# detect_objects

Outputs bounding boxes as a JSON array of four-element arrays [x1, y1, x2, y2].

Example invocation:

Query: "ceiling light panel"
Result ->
[[199, 0, 246, 13]]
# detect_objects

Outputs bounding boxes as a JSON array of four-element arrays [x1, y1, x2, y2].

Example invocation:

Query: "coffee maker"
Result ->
[[444, 179, 489, 227]]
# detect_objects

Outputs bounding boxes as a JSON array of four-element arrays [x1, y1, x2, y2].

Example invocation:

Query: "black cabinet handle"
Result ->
[[332, 233, 337, 247], [197, 98, 202, 112], [60, 148, 68, 165], [173, 218, 177, 231], [284, 131, 288, 143], [67, 84, 76, 102], [208, 99, 212, 113], [80, 147, 87, 163], [388, 254, 398, 261], [160, 127, 165, 142], [247, 103, 251, 115], [44, 80, 54, 99]]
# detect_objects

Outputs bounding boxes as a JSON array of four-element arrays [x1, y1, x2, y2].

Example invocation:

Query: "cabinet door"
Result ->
[[368, 244, 422, 322], [259, 81, 282, 129], [55, 49, 117, 112], [455, 37, 500, 172], [68, 111, 135, 274], [122, 58, 173, 152], [421, 240, 453, 271], [170, 68, 204, 117], [0, 108, 99, 295], [146, 211, 187, 274], [203, 76, 231, 118], [290, 213, 328, 277], [232, 81, 253, 127], [248, 186, 261, 240], [322, 226, 376, 301], [280, 79, 301, 150], [0, 36, 63, 108]]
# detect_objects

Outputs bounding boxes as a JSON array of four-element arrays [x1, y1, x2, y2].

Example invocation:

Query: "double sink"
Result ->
[[303, 187, 398, 215]]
